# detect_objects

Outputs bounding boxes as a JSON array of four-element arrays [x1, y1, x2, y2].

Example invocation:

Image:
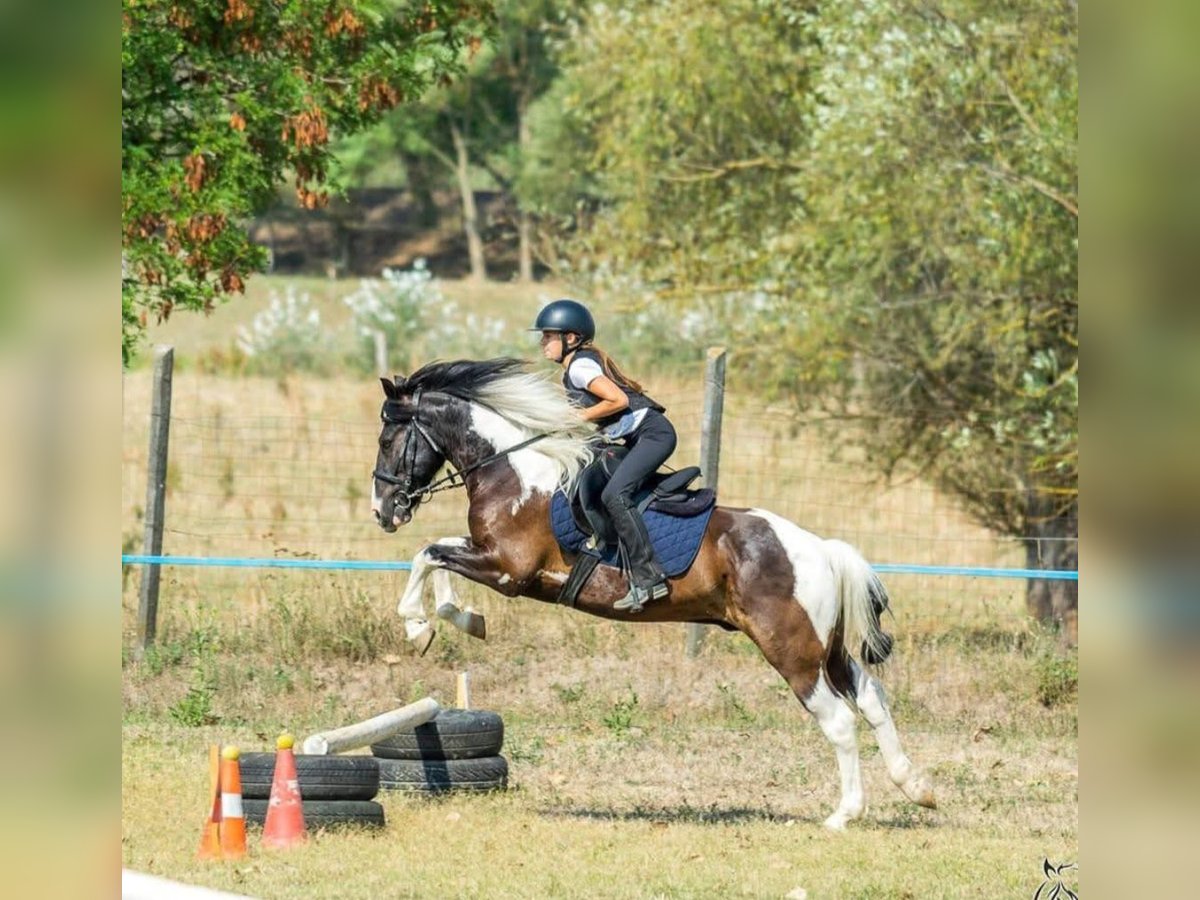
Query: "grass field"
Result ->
[[122, 277, 1077, 898]]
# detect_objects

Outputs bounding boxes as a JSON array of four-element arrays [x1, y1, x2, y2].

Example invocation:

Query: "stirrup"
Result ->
[[613, 580, 669, 613]]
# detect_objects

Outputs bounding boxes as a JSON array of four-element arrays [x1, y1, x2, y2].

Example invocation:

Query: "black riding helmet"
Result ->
[[529, 299, 595, 362]]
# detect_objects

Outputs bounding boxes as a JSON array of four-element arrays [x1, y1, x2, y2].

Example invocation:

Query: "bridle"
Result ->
[[372, 388, 547, 513]]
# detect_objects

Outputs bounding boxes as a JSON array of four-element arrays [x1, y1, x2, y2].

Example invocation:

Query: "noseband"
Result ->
[[373, 388, 548, 512]]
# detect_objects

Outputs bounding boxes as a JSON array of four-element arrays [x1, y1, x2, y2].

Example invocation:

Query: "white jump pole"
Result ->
[[302, 697, 440, 755], [123, 870, 255, 900]]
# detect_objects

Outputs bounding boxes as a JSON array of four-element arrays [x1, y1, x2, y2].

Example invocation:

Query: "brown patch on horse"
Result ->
[[717, 511, 831, 704]]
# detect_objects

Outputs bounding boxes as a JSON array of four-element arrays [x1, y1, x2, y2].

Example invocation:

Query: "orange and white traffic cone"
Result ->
[[196, 744, 222, 860], [262, 733, 306, 849], [218, 745, 247, 859]]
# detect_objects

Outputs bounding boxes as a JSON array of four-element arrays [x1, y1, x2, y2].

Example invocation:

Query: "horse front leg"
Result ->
[[396, 536, 469, 655], [399, 538, 518, 653], [432, 564, 487, 640]]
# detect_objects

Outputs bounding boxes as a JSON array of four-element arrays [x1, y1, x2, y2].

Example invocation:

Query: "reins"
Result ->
[[373, 388, 548, 511]]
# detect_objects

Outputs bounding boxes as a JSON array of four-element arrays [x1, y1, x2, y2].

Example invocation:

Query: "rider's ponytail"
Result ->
[[589, 345, 644, 393]]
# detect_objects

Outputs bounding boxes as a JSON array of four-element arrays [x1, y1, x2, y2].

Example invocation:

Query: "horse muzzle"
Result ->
[[374, 495, 413, 531]]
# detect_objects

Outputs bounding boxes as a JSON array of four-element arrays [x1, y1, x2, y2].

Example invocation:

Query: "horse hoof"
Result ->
[[822, 813, 849, 832], [410, 625, 436, 657], [437, 603, 487, 640], [902, 772, 937, 809], [460, 609, 486, 640]]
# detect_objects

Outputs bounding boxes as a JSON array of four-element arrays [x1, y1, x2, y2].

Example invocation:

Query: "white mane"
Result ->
[[469, 369, 596, 493]]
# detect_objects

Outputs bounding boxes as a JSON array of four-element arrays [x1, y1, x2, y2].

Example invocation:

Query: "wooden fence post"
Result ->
[[686, 347, 727, 659], [137, 345, 173, 654]]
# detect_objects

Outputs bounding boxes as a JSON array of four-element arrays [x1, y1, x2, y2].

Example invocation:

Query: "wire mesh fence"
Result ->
[[121, 364, 1071, 638]]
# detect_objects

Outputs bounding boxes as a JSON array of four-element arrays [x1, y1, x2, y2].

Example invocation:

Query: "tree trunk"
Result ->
[[516, 87, 534, 283], [1024, 491, 1078, 644], [450, 123, 487, 281]]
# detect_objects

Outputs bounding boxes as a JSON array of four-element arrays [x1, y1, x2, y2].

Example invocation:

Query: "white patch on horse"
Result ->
[[748, 509, 839, 645], [370, 477, 383, 518], [537, 569, 567, 585], [468, 403, 560, 513], [497, 573, 511, 585]]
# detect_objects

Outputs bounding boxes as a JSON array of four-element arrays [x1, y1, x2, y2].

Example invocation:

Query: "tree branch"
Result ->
[[980, 163, 1078, 217], [658, 157, 804, 182]]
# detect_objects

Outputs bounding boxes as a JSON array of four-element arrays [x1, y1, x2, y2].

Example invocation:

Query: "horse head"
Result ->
[[371, 375, 451, 531], [370, 357, 599, 533]]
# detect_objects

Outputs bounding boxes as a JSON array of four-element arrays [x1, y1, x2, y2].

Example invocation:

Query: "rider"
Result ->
[[531, 299, 677, 613]]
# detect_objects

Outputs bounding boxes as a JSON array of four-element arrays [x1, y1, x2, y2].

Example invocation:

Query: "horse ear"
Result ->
[[380, 377, 396, 399]]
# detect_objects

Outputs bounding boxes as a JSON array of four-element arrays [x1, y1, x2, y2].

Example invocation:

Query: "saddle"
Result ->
[[568, 444, 715, 547], [551, 444, 716, 606]]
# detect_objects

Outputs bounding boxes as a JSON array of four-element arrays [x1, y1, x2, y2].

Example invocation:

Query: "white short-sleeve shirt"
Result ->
[[567, 357, 648, 440]]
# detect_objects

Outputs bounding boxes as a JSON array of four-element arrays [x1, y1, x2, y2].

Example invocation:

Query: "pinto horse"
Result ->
[[371, 358, 936, 829]]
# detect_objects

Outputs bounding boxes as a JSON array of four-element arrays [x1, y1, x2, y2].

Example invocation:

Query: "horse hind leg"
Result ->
[[739, 607, 866, 830], [803, 670, 868, 830], [848, 658, 937, 809]]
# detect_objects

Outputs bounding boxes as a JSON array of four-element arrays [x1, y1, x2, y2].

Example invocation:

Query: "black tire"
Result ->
[[242, 799, 385, 829], [370, 709, 504, 761], [238, 753, 380, 801], [376, 755, 508, 794]]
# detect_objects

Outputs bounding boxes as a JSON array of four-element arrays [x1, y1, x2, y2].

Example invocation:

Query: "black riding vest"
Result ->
[[563, 348, 666, 431]]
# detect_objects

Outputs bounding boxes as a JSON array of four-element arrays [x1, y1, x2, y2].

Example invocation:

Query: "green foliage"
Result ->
[[790, 0, 1078, 538], [716, 681, 756, 726], [1034, 647, 1078, 708], [167, 620, 221, 726], [121, 0, 494, 365], [138, 639, 186, 677], [169, 667, 219, 726], [331, 0, 569, 228], [602, 687, 639, 738], [536, 0, 1077, 544], [552, 682, 585, 705], [537, 0, 814, 291]]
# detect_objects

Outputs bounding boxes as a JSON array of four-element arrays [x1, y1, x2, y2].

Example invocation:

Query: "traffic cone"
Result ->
[[196, 745, 222, 860], [218, 745, 247, 859], [262, 733, 306, 849]]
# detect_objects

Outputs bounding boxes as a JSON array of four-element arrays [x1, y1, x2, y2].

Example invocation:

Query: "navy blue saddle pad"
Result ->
[[549, 490, 714, 577]]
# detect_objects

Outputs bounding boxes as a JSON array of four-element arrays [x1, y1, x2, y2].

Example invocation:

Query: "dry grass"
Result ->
[[122, 305, 1075, 897], [122, 611, 1077, 898]]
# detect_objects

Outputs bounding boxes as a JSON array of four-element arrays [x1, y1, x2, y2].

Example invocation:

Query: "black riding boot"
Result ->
[[606, 498, 669, 612]]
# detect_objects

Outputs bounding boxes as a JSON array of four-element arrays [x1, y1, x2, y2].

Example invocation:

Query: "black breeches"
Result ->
[[600, 411, 677, 587], [599, 411, 677, 507]]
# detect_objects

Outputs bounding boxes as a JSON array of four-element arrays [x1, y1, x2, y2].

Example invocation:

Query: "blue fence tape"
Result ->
[[871, 563, 1076, 581], [122, 555, 413, 571], [122, 554, 1076, 580]]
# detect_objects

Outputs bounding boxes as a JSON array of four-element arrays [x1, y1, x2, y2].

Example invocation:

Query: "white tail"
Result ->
[[823, 539, 893, 665]]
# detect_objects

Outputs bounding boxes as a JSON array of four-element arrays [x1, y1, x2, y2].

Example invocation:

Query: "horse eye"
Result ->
[[379, 436, 391, 449]]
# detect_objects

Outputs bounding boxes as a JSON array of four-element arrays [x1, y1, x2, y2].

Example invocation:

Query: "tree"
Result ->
[[340, 0, 568, 281], [121, 0, 493, 365], [534, 0, 1078, 633], [525, 0, 814, 301], [795, 0, 1078, 634]]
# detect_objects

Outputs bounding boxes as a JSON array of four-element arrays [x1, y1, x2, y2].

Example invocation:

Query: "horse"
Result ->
[[370, 358, 937, 829]]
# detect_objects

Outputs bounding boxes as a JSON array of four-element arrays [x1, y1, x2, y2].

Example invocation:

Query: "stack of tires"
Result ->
[[370, 708, 509, 795], [238, 753, 385, 829]]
